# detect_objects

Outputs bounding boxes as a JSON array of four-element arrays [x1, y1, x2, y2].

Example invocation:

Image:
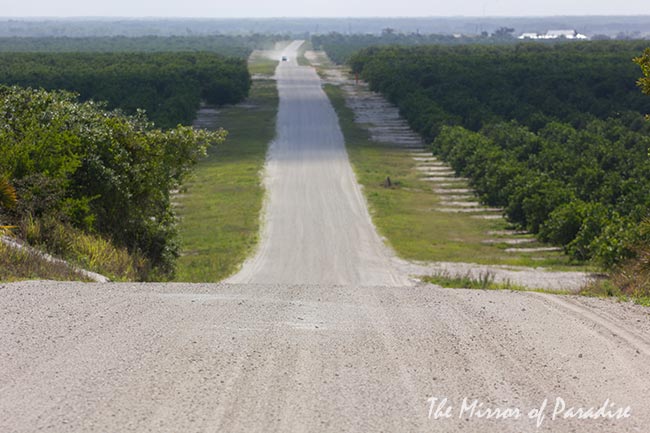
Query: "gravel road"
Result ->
[[1, 281, 649, 432], [227, 41, 407, 286], [2, 41, 649, 433]]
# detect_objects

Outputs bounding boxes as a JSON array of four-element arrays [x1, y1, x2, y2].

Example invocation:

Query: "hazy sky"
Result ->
[[2, 0, 649, 18]]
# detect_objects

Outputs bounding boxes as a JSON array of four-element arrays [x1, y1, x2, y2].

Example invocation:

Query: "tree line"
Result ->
[[0, 52, 251, 128], [346, 41, 650, 267], [0, 34, 287, 57]]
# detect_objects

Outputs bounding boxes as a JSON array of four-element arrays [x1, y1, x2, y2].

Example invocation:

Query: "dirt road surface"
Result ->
[[227, 41, 407, 286], [2, 42, 650, 433], [1, 281, 649, 432]]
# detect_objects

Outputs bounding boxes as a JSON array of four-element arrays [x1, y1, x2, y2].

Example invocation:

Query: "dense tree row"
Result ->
[[349, 42, 650, 141], [434, 120, 650, 266], [0, 34, 286, 57], [346, 42, 650, 266], [0, 86, 225, 278], [0, 52, 251, 128]]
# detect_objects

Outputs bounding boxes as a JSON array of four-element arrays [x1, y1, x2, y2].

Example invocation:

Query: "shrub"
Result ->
[[0, 86, 225, 279]]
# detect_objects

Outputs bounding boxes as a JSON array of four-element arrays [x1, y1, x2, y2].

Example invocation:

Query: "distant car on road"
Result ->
[[281, 56, 288, 61]]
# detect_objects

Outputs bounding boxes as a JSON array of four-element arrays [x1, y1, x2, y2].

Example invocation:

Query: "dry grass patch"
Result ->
[[0, 241, 91, 282]]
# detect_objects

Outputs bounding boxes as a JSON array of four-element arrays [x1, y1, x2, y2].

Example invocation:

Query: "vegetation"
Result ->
[[248, 42, 290, 75], [175, 75, 279, 281], [343, 42, 650, 270], [315, 32, 465, 64], [0, 52, 250, 128], [0, 177, 17, 210], [324, 84, 574, 268], [348, 42, 650, 141], [423, 271, 534, 292], [0, 242, 93, 282], [15, 215, 140, 280], [0, 86, 225, 280], [635, 47, 650, 119], [0, 34, 286, 57], [580, 273, 650, 307], [592, 47, 650, 302], [297, 40, 312, 66]]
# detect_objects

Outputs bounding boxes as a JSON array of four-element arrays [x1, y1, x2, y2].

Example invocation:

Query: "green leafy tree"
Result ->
[[634, 48, 650, 97], [0, 52, 251, 128]]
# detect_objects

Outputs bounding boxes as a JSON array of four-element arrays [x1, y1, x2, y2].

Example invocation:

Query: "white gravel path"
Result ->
[[1, 280, 649, 432], [227, 42, 407, 286]]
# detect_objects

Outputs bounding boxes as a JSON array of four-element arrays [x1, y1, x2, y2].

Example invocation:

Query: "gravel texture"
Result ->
[[1, 280, 649, 433]]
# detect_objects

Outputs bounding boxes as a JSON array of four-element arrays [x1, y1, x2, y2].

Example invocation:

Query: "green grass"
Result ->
[[424, 271, 521, 290], [248, 57, 279, 76], [324, 83, 587, 271], [248, 40, 293, 76], [174, 72, 278, 281], [423, 271, 572, 294], [297, 40, 312, 66]]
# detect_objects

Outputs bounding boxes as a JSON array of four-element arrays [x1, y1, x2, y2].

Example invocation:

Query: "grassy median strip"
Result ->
[[248, 56, 279, 76], [174, 75, 277, 282], [324, 83, 584, 270]]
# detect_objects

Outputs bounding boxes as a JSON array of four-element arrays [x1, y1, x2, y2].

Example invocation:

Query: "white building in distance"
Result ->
[[518, 29, 589, 40]]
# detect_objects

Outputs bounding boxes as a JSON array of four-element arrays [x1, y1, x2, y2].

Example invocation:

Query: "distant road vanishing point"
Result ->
[[228, 40, 408, 286]]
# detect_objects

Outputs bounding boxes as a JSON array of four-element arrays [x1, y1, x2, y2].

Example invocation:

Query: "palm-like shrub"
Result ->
[[0, 177, 17, 210]]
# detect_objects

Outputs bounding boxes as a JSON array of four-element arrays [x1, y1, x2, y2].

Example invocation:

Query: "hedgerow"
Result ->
[[0, 86, 225, 279]]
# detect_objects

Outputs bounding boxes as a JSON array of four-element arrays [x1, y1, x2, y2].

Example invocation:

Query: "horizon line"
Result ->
[[2, 14, 650, 20]]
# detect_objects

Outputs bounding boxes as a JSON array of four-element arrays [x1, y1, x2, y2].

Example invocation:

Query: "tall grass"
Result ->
[[19, 215, 140, 281], [0, 241, 91, 282]]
